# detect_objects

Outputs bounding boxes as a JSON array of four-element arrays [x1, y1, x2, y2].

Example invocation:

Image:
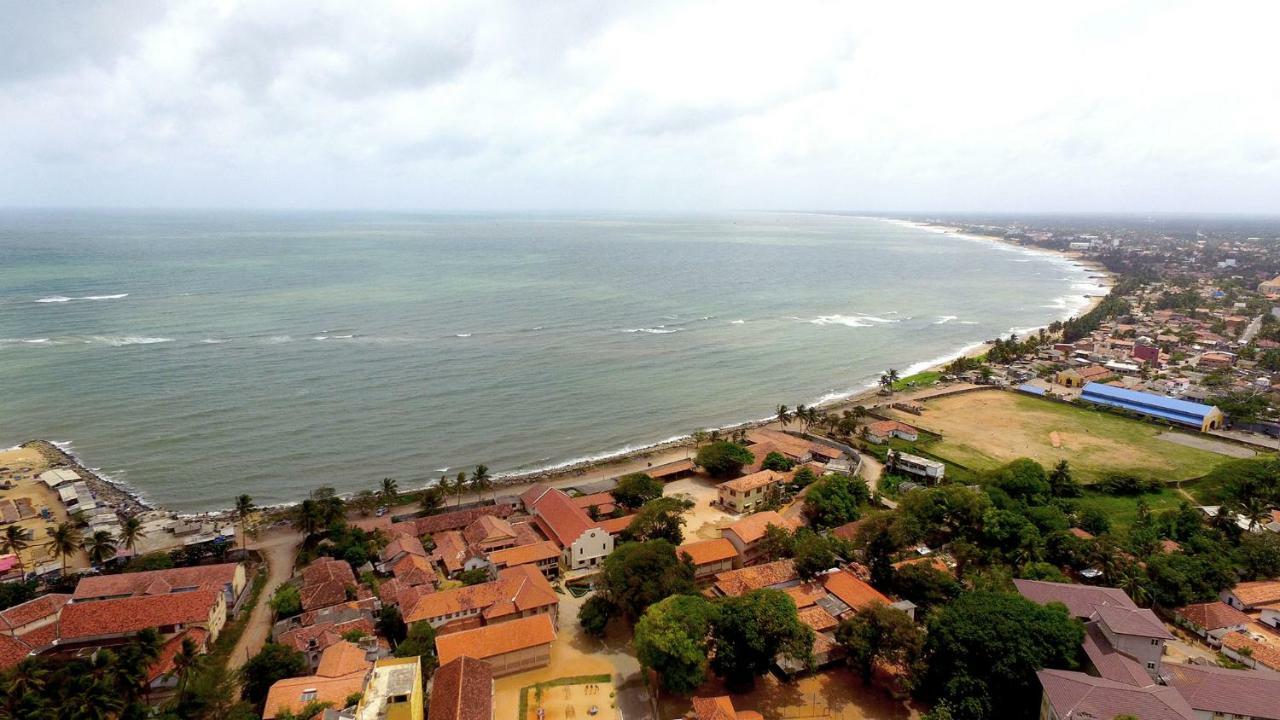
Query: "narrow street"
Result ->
[[227, 528, 301, 672]]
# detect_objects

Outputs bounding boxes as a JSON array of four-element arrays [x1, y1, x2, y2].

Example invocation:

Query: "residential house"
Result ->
[[429, 656, 494, 720], [462, 515, 520, 554], [1173, 601, 1251, 645], [1221, 632, 1280, 672], [300, 558, 360, 612], [864, 420, 919, 444], [721, 511, 796, 566], [1222, 580, 1280, 611], [1036, 669, 1196, 720], [356, 656, 424, 720], [276, 609, 376, 671], [0, 593, 71, 670], [717, 470, 787, 514], [263, 641, 372, 719], [708, 559, 801, 598], [1164, 662, 1280, 720], [884, 450, 945, 483], [678, 538, 740, 582], [402, 564, 558, 632], [379, 536, 428, 571], [687, 696, 764, 720], [434, 614, 556, 677]]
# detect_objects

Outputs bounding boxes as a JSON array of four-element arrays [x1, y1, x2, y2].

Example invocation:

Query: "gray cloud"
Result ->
[[0, 1, 1277, 212]]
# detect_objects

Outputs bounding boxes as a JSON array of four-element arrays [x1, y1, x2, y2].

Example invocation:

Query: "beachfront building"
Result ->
[[1079, 382, 1224, 431], [864, 420, 919, 444], [57, 589, 226, 651], [717, 470, 787, 514], [884, 450, 945, 483], [434, 614, 556, 677], [520, 485, 613, 570], [356, 656, 424, 720]]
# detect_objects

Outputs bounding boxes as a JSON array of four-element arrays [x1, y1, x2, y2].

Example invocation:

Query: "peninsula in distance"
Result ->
[[2, 4, 1280, 720]]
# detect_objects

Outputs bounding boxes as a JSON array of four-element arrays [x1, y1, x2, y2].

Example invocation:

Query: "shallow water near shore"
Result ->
[[0, 211, 1103, 510]]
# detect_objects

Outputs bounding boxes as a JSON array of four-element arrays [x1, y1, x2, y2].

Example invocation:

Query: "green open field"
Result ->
[[886, 390, 1231, 485]]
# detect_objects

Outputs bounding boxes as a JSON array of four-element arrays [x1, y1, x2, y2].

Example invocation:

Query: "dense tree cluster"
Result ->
[[694, 441, 755, 478]]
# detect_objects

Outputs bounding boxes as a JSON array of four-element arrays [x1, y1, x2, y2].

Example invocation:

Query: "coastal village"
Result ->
[[10, 217, 1280, 720]]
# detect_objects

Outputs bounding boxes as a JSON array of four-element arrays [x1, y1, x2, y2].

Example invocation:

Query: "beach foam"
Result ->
[[730, 319, 745, 325], [92, 336, 173, 346], [35, 296, 72, 303], [808, 313, 898, 328], [83, 293, 129, 300], [934, 315, 958, 325], [621, 326, 680, 334]]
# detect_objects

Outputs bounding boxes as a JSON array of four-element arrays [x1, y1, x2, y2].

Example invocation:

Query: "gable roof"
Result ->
[[403, 564, 556, 624], [1227, 580, 1280, 608], [678, 538, 739, 566], [488, 540, 560, 569], [58, 589, 221, 641], [435, 613, 556, 666], [262, 668, 369, 720], [300, 558, 357, 612], [529, 488, 599, 547], [1174, 601, 1251, 632], [1082, 622, 1154, 687], [710, 559, 797, 597], [0, 593, 71, 631], [1221, 631, 1280, 671], [73, 563, 240, 601], [1091, 604, 1173, 640], [822, 569, 890, 612], [1013, 579, 1138, 618], [315, 640, 373, 678], [380, 535, 427, 565], [719, 470, 787, 494], [1164, 662, 1280, 718], [429, 656, 494, 720], [463, 514, 518, 547], [146, 627, 210, 684], [1038, 669, 1196, 720], [722, 511, 793, 545]]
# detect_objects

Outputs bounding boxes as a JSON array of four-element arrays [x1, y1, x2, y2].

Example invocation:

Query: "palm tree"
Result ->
[[170, 637, 202, 704], [234, 494, 256, 551], [454, 471, 468, 506], [68, 508, 90, 528], [471, 464, 493, 502], [1, 525, 31, 579], [380, 478, 399, 507], [794, 404, 808, 432], [118, 516, 146, 556], [46, 521, 84, 577], [775, 405, 791, 428], [294, 498, 323, 539], [86, 530, 118, 567]]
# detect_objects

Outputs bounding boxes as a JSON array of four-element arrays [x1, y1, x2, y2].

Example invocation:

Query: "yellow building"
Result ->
[[356, 656, 423, 720]]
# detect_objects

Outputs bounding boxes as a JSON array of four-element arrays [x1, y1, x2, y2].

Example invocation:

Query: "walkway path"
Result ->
[[227, 528, 301, 671]]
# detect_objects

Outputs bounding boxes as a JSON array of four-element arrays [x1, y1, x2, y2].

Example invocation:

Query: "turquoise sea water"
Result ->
[[0, 211, 1104, 510]]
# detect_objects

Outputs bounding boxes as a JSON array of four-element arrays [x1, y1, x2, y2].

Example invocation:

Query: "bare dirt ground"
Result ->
[[664, 474, 734, 540], [227, 527, 300, 671], [1157, 432, 1255, 458], [0, 445, 86, 573], [493, 591, 646, 720], [657, 666, 922, 720]]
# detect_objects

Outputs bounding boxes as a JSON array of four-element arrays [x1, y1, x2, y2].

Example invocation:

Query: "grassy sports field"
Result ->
[[886, 390, 1231, 484]]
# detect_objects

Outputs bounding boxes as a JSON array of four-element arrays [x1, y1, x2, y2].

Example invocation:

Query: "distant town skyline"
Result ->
[[2, 1, 1277, 213]]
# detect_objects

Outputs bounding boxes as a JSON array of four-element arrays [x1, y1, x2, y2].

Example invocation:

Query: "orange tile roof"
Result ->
[[404, 564, 556, 624], [262, 669, 369, 720], [488, 541, 560, 568], [0, 634, 30, 671], [392, 554, 436, 586], [597, 514, 635, 535], [315, 640, 373, 678], [463, 515, 518, 548], [432, 530, 472, 575], [648, 459, 695, 479], [719, 470, 787, 494], [380, 535, 428, 564], [278, 616, 375, 654], [73, 563, 240, 601], [435, 613, 556, 666], [783, 583, 825, 609], [147, 627, 210, 683], [829, 519, 866, 542], [679, 538, 739, 566], [571, 492, 618, 514], [1222, 631, 1280, 671], [798, 605, 838, 632], [300, 558, 357, 612], [711, 559, 797, 597], [747, 429, 816, 458], [0, 593, 70, 631], [891, 556, 951, 575], [529, 488, 599, 547], [723, 511, 794, 545], [1228, 580, 1280, 608], [822, 569, 890, 612], [1174, 602, 1251, 632], [429, 656, 494, 720], [59, 589, 221, 641]]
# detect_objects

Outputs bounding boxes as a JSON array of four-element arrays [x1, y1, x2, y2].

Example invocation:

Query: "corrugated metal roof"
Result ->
[[1081, 382, 1216, 421], [1017, 383, 1046, 396]]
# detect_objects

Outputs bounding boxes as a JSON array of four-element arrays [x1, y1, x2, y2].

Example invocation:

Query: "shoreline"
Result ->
[[13, 217, 1116, 517]]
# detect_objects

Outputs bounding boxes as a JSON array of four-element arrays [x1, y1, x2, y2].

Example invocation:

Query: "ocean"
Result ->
[[0, 211, 1105, 511]]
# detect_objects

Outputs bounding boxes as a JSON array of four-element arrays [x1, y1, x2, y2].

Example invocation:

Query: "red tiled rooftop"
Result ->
[[429, 656, 494, 720], [678, 538, 738, 566], [822, 569, 890, 612], [435, 613, 556, 666], [73, 563, 240, 601], [722, 511, 794, 545], [58, 589, 221, 641], [1174, 601, 1250, 631], [0, 593, 70, 631]]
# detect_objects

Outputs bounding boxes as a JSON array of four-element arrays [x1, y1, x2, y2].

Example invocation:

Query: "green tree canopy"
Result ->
[[634, 594, 718, 695], [802, 473, 870, 529], [241, 643, 308, 709], [710, 589, 814, 690], [394, 622, 438, 674], [836, 602, 924, 682], [611, 473, 664, 510], [624, 496, 694, 544], [600, 539, 696, 620], [921, 591, 1083, 720], [578, 594, 615, 637], [694, 441, 755, 478]]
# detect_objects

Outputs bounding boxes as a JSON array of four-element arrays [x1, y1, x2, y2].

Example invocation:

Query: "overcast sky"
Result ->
[[1, 1, 1277, 213]]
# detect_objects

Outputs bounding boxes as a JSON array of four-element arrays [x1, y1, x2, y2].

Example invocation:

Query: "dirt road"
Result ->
[[227, 528, 301, 671]]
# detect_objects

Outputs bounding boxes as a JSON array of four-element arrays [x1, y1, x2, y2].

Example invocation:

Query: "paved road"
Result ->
[[1241, 314, 1263, 345], [227, 528, 301, 671]]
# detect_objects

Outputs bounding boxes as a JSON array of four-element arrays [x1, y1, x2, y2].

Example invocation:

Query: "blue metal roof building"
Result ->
[[1079, 382, 1224, 432]]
